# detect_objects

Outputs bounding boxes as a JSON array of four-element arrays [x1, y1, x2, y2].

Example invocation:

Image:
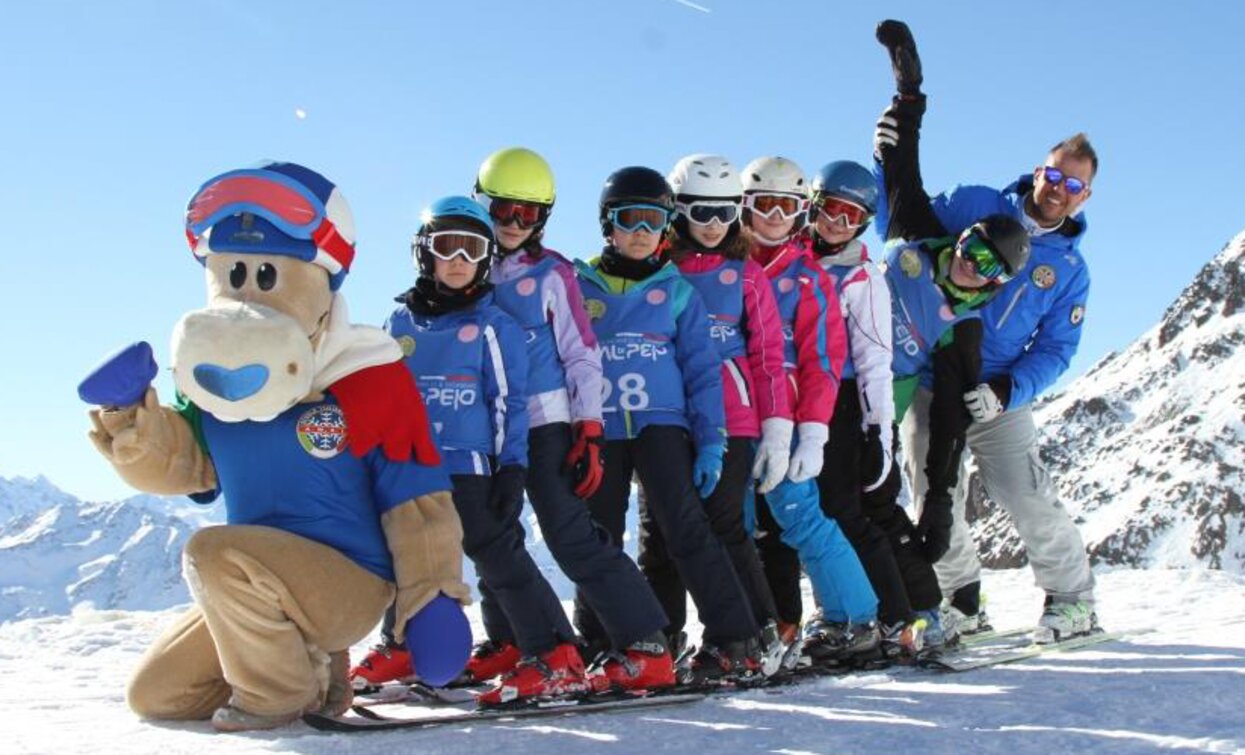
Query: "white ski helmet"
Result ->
[[667, 154, 742, 200], [741, 156, 809, 197]]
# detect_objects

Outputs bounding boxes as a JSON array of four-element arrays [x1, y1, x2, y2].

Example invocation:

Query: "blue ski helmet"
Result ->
[[811, 161, 879, 239], [413, 195, 497, 286]]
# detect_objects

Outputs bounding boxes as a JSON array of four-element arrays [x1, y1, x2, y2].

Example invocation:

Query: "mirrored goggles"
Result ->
[[184, 168, 354, 262], [743, 192, 807, 221], [415, 230, 494, 264], [483, 196, 547, 229], [607, 204, 673, 234], [1041, 166, 1087, 195], [676, 200, 740, 226], [955, 229, 1011, 283], [813, 195, 870, 229]]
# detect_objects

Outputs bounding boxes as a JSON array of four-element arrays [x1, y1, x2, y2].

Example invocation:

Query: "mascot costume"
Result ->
[[80, 162, 471, 731]]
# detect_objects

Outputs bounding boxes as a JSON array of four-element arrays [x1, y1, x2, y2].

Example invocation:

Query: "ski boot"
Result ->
[[683, 639, 765, 687], [461, 639, 522, 684], [879, 618, 926, 661], [758, 621, 787, 677], [477, 642, 592, 706], [348, 642, 413, 692], [801, 616, 882, 667], [588, 634, 676, 693], [1035, 596, 1100, 644]]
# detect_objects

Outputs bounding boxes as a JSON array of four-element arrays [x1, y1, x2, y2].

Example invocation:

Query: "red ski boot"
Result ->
[[462, 640, 522, 684], [348, 643, 413, 692], [477, 643, 591, 706], [589, 638, 676, 693]]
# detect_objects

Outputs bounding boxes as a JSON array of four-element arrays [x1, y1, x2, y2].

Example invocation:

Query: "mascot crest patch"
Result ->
[[296, 404, 348, 459]]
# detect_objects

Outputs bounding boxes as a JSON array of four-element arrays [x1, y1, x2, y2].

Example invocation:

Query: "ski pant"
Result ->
[[382, 474, 573, 656], [575, 425, 756, 648], [754, 474, 879, 625], [479, 423, 667, 650], [128, 525, 391, 720], [813, 382, 940, 623], [901, 387, 1095, 602], [638, 436, 778, 638]]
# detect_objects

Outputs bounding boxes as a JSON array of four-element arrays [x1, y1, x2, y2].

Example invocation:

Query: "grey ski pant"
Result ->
[[900, 387, 1095, 603]]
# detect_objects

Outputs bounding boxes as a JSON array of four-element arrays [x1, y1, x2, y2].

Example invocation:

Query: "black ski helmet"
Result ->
[[599, 166, 675, 236], [963, 213, 1031, 279]]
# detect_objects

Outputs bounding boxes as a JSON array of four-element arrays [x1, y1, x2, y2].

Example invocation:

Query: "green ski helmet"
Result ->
[[475, 147, 556, 206]]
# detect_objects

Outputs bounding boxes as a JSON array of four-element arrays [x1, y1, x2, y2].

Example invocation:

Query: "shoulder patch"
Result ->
[[899, 248, 922, 279], [396, 335, 415, 357], [585, 298, 606, 319], [1070, 304, 1085, 325], [1031, 264, 1056, 289]]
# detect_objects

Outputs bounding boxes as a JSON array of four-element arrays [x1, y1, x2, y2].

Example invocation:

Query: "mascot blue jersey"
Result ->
[[192, 396, 452, 583], [386, 294, 530, 475], [575, 259, 726, 451], [679, 258, 748, 362], [883, 241, 981, 381]]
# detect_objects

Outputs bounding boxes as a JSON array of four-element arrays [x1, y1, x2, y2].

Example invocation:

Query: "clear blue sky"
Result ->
[[2, 1, 1242, 502]]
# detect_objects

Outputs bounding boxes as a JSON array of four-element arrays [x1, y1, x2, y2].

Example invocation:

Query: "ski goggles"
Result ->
[[955, 228, 1011, 283], [676, 200, 740, 226], [607, 204, 674, 234], [482, 196, 548, 229], [414, 230, 494, 264], [812, 195, 870, 229], [743, 193, 806, 221], [1040, 166, 1087, 195], [184, 168, 354, 263]]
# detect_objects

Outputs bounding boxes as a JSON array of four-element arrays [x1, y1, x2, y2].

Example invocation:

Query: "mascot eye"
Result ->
[[257, 263, 278, 291], [229, 262, 247, 289]]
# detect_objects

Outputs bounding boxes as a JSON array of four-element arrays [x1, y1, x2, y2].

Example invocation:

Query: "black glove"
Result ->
[[488, 465, 527, 520], [876, 19, 923, 97], [916, 491, 953, 563]]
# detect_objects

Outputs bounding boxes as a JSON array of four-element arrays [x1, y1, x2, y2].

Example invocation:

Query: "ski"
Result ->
[[353, 681, 482, 708], [303, 690, 707, 732], [957, 626, 1035, 647], [920, 630, 1126, 672]]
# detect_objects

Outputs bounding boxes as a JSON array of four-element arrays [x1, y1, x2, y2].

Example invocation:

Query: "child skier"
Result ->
[[804, 159, 945, 657], [575, 166, 762, 684], [635, 154, 791, 672], [474, 147, 673, 690], [740, 156, 881, 662], [353, 196, 588, 705]]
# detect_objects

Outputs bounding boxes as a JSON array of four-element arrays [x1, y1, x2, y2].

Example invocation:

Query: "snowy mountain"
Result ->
[[966, 230, 1245, 572]]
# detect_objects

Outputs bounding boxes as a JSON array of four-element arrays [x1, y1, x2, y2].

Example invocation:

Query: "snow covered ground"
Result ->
[[2, 567, 1243, 755]]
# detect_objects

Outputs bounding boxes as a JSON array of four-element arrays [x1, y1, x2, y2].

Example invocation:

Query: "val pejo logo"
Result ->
[[646, 289, 667, 306], [296, 404, 348, 459], [718, 268, 739, 285], [585, 299, 607, 319], [1031, 264, 1057, 289], [458, 324, 480, 343], [899, 248, 922, 278], [516, 277, 538, 296], [396, 335, 416, 357]]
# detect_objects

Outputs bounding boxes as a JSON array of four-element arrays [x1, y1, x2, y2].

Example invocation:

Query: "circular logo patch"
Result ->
[[718, 268, 739, 285], [458, 324, 480, 343], [939, 303, 955, 322], [778, 278, 796, 294], [516, 277, 538, 297], [296, 404, 348, 460], [396, 335, 415, 357], [1070, 305, 1085, 325], [1031, 264, 1056, 289], [585, 299, 607, 319], [646, 289, 667, 306], [899, 248, 922, 279]]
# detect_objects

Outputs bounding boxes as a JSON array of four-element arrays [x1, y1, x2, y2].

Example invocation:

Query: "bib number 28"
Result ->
[[603, 372, 650, 411]]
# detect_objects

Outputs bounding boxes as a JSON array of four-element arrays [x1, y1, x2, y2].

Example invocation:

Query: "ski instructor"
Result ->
[[871, 19, 1099, 643]]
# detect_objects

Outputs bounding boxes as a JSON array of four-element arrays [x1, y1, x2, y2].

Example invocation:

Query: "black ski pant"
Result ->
[[638, 436, 778, 639], [575, 425, 757, 649], [383, 473, 573, 657], [479, 423, 668, 650]]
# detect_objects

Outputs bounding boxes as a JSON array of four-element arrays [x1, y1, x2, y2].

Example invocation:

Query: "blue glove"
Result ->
[[404, 593, 472, 687], [692, 443, 725, 499], [77, 342, 157, 406]]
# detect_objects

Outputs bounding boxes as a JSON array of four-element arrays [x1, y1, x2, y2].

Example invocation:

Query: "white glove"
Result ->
[[752, 417, 793, 494], [963, 383, 1005, 423], [787, 422, 829, 483], [873, 112, 900, 162]]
